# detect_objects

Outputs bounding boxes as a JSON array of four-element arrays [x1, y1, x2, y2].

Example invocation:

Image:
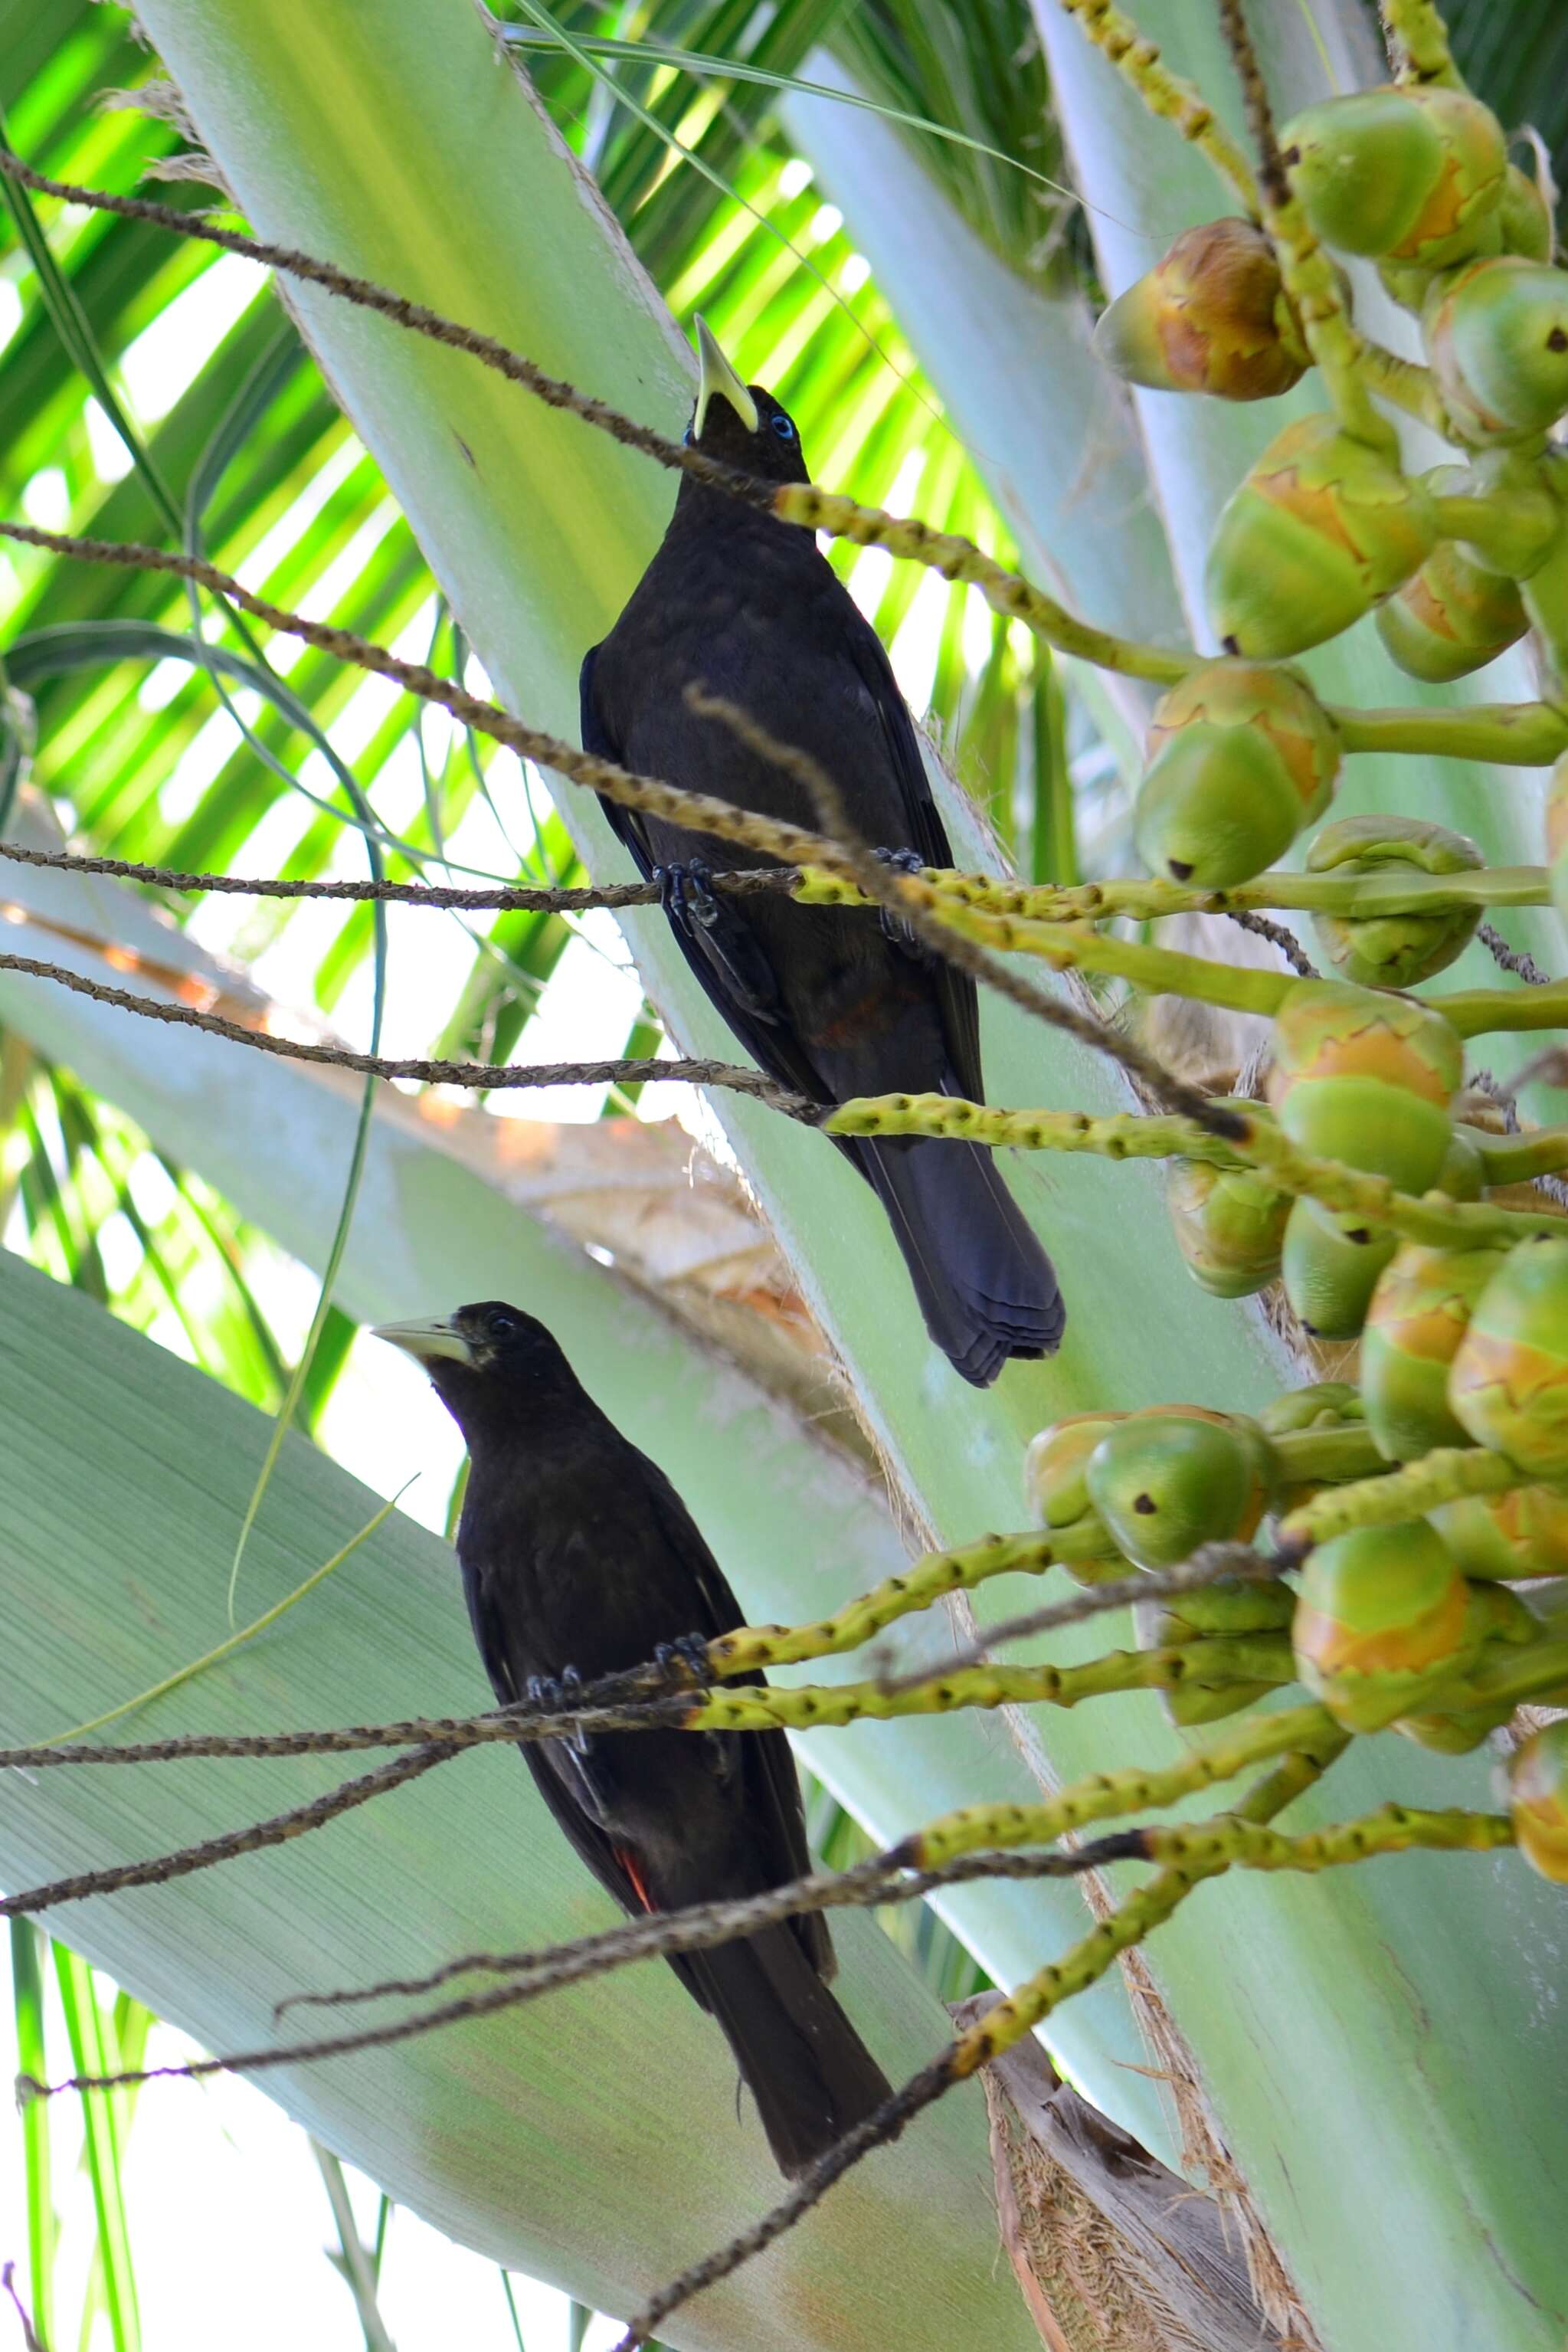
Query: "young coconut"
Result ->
[[1206, 415, 1436, 659], [1361, 1241, 1508, 1463], [1376, 539, 1529, 680], [1083, 1405, 1275, 1573], [1430, 1480, 1568, 1580], [1166, 1154, 1292, 1297], [1291, 1520, 1485, 1733], [1269, 978, 1465, 1193], [1025, 1412, 1126, 1531], [1306, 814, 1483, 985], [1279, 85, 1507, 270], [1449, 1235, 1568, 1474], [1134, 659, 1339, 886], [1092, 218, 1311, 401], [1509, 1720, 1568, 1883], [1425, 257, 1568, 446], [1281, 1197, 1398, 1341]]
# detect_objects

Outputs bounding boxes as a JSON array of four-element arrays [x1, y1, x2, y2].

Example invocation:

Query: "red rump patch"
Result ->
[[617, 1847, 655, 1912]]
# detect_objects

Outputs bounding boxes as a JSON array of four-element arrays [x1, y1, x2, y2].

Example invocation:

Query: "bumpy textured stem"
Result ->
[[827, 1099, 1242, 1161], [773, 483, 1193, 683], [908, 890, 1297, 1014], [1262, 184, 1395, 450], [705, 1531, 1095, 1675], [1237, 1119, 1561, 1248], [1279, 1449, 1523, 1547], [950, 1739, 1344, 2083], [1054, 0, 1259, 212], [799, 863, 1554, 925], [824, 1095, 1564, 1252], [1141, 1805, 1514, 1874], [1380, 0, 1462, 87], [685, 1636, 1298, 1736], [836, 876, 1568, 1033], [905, 1701, 1343, 1867], [950, 1866, 1212, 2078]]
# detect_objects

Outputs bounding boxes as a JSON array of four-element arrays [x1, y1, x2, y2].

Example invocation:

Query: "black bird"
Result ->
[[580, 319, 1065, 1387], [376, 1300, 892, 2177]]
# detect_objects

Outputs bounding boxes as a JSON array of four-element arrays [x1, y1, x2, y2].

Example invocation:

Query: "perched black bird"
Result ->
[[376, 1300, 892, 2177], [580, 319, 1065, 1387]]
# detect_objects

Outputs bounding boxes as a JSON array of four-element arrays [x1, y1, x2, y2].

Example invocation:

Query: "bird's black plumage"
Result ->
[[378, 1300, 891, 2178], [581, 329, 1065, 1384]]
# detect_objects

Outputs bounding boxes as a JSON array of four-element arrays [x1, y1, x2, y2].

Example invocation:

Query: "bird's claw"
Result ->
[[527, 1665, 591, 1754], [653, 860, 783, 1020], [872, 846, 926, 954], [656, 860, 721, 934], [653, 1632, 712, 1691]]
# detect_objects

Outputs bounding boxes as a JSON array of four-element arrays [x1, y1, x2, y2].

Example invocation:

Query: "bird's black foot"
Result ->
[[653, 1631, 712, 1691], [872, 846, 927, 955], [652, 860, 784, 1020], [657, 857, 715, 929], [526, 1665, 591, 1754]]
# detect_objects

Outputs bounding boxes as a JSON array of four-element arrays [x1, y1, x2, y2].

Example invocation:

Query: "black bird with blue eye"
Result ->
[[580, 319, 1065, 1385], [375, 1298, 894, 2180]]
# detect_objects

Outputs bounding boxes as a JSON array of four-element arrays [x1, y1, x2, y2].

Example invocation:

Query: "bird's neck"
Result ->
[[438, 1363, 607, 1464], [668, 473, 804, 550]]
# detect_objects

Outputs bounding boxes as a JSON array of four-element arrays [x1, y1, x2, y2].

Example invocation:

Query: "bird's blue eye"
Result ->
[[771, 414, 796, 441], [488, 1310, 518, 1338]]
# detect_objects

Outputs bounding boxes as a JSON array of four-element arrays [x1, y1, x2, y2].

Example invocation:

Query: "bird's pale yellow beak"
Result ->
[[372, 1315, 475, 1367], [693, 316, 758, 438]]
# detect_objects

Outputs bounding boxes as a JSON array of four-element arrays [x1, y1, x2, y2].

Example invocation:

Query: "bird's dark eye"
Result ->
[[487, 1309, 519, 1339], [771, 413, 796, 441]]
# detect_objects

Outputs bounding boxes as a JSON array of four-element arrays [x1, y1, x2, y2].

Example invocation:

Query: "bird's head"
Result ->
[[373, 1301, 571, 1436], [686, 316, 809, 486]]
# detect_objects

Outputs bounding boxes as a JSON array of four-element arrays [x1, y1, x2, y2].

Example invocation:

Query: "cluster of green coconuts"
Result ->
[[1042, 77, 1568, 1876]]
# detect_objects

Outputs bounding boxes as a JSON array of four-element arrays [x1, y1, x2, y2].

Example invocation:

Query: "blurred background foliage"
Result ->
[[2, 0, 1565, 2341], [0, 0, 1062, 2337]]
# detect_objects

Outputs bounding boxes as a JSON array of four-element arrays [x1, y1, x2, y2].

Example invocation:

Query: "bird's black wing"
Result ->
[[580, 644, 830, 1110], [641, 1465, 834, 1980], [461, 1557, 663, 1956], [578, 644, 655, 879], [839, 609, 985, 1105]]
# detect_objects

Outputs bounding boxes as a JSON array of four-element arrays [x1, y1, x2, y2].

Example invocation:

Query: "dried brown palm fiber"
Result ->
[[943, 1590, 1321, 2349], [957, 1994, 1304, 2352]]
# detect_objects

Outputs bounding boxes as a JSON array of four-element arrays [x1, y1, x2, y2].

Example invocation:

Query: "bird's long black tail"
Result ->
[[856, 1136, 1065, 1387], [686, 1923, 892, 2179]]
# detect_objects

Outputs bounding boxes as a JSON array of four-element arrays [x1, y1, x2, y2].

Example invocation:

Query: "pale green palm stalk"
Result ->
[[0, 1245, 1037, 2352], [1, 2, 1565, 2347]]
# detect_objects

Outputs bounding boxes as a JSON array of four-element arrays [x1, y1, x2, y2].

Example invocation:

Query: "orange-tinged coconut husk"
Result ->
[[1293, 1521, 1482, 1731], [1361, 1242, 1506, 1462], [1206, 414, 1436, 658], [1092, 218, 1310, 401], [1510, 1721, 1568, 1882], [1449, 1237, 1568, 1474]]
